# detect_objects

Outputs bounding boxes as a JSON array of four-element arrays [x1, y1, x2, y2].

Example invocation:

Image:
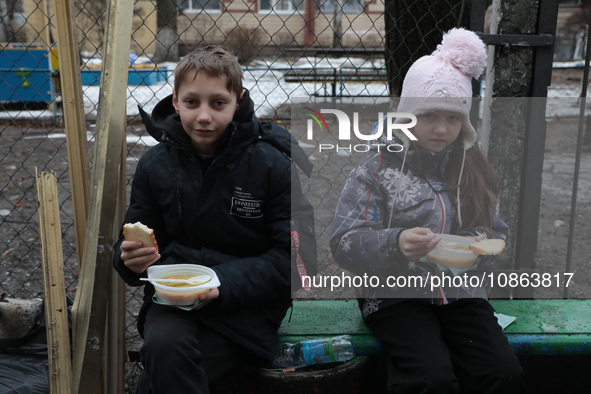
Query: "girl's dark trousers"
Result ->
[[367, 298, 527, 394]]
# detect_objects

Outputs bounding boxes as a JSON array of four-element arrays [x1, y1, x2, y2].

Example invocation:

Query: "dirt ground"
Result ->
[[0, 69, 590, 391], [537, 115, 591, 298]]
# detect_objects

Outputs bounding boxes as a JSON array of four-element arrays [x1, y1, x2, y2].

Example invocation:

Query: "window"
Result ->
[[317, 0, 364, 14], [260, 0, 305, 13], [177, 0, 221, 12]]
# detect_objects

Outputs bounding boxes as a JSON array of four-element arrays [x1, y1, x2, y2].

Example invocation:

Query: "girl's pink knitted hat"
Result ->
[[396, 28, 487, 149]]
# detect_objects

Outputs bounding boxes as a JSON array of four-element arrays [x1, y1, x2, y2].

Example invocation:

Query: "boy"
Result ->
[[113, 45, 313, 393]]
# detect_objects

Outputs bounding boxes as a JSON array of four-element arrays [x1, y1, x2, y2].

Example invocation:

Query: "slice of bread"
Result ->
[[123, 222, 158, 252], [469, 239, 505, 255]]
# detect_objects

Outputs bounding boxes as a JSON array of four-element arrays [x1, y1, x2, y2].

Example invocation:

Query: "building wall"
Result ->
[[16, 1, 585, 61], [19, 0, 385, 56], [23, 0, 53, 47], [178, 0, 386, 51], [313, 12, 384, 47], [555, 4, 585, 61], [131, 0, 158, 55], [22, 0, 156, 56], [178, 11, 308, 49]]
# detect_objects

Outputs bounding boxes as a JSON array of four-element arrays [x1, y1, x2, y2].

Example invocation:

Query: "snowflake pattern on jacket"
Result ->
[[329, 135, 509, 320]]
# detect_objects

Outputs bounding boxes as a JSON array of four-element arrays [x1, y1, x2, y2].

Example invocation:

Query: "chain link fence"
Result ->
[[2, 0, 586, 392]]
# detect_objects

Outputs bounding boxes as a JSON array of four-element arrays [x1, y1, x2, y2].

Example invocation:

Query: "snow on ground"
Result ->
[[0, 56, 588, 124], [0, 56, 388, 121]]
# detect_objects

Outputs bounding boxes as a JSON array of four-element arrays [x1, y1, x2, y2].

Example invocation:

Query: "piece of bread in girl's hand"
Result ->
[[123, 222, 158, 252], [469, 239, 505, 255]]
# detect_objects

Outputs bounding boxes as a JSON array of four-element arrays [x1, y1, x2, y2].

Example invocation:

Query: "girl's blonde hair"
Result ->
[[409, 139, 499, 235], [174, 45, 243, 99]]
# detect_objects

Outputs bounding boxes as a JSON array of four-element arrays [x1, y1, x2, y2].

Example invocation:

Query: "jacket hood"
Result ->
[[138, 89, 256, 149], [138, 91, 314, 177]]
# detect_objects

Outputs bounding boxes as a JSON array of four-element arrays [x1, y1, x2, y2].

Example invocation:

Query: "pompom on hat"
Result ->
[[395, 28, 487, 150]]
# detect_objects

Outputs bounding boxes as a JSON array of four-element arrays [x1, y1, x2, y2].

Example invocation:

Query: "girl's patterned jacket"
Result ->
[[329, 134, 509, 320]]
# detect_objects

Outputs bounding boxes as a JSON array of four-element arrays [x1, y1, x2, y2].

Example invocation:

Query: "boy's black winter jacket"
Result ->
[[113, 92, 312, 364]]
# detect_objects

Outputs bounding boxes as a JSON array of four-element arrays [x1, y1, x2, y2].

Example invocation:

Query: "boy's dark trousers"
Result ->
[[367, 298, 526, 394], [136, 303, 251, 394]]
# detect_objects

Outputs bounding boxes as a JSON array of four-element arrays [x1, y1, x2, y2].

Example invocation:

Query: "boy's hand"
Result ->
[[194, 288, 219, 310], [120, 240, 160, 274], [399, 227, 441, 261]]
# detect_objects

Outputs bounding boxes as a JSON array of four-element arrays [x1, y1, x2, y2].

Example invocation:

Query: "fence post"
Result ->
[[70, 0, 133, 391], [54, 0, 89, 266], [37, 170, 73, 394], [107, 103, 130, 394], [483, 0, 535, 276], [482, 0, 558, 282]]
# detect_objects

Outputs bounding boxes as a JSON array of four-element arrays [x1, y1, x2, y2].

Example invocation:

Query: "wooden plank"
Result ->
[[106, 111, 130, 394], [36, 170, 73, 394], [70, 0, 134, 392], [107, 270, 127, 394], [54, 0, 89, 265], [280, 300, 591, 336], [279, 300, 370, 337]]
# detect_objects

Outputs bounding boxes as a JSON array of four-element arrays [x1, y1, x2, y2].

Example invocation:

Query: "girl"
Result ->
[[330, 28, 525, 393]]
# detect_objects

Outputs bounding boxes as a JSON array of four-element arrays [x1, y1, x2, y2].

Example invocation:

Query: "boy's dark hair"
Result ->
[[174, 46, 243, 99]]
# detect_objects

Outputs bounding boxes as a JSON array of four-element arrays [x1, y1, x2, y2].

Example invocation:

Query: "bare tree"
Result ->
[[0, 0, 8, 42], [75, 0, 108, 55], [383, 0, 469, 96], [333, 0, 343, 47], [153, 0, 179, 63], [0, 0, 23, 43]]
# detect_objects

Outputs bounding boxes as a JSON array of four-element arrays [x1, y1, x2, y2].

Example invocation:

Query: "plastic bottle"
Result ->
[[272, 335, 355, 369]]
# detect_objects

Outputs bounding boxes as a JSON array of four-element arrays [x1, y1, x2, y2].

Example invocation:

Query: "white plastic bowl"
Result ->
[[147, 264, 220, 306], [427, 234, 478, 268]]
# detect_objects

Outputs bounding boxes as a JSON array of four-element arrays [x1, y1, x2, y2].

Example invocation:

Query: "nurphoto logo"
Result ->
[[304, 108, 417, 153]]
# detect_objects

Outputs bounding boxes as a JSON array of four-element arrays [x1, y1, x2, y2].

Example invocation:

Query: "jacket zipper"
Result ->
[[176, 189, 183, 217], [175, 189, 185, 241]]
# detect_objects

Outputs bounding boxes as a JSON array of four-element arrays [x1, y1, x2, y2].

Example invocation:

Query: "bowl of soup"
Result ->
[[147, 264, 220, 306], [427, 234, 479, 268]]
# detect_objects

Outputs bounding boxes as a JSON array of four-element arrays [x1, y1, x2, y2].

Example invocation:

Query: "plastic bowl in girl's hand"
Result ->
[[427, 234, 479, 268], [147, 264, 220, 306]]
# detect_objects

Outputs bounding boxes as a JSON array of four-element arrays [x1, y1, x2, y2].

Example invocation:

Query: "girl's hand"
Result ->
[[194, 287, 220, 310], [120, 240, 160, 274], [398, 227, 441, 261]]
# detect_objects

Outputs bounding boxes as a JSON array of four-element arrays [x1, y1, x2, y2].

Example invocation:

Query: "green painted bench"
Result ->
[[279, 299, 591, 356], [213, 299, 591, 392]]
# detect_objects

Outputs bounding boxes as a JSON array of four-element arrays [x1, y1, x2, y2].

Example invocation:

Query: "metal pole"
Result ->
[[563, 8, 591, 299]]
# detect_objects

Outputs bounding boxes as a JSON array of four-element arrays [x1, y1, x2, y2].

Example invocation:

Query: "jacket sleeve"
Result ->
[[211, 160, 295, 309], [329, 151, 407, 276], [112, 158, 166, 286]]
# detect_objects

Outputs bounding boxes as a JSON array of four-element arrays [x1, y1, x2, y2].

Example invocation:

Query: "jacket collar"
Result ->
[[407, 143, 452, 172], [380, 133, 452, 172]]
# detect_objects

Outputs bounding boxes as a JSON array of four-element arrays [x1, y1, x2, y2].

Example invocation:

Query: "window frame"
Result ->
[[317, 0, 365, 15], [178, 0, 222, 14], [259, 0, 305, 15]]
